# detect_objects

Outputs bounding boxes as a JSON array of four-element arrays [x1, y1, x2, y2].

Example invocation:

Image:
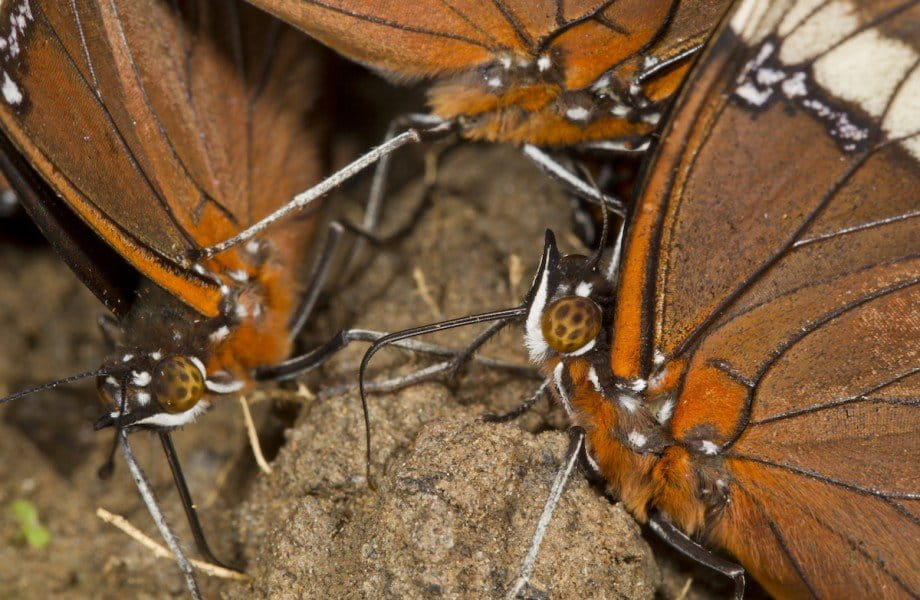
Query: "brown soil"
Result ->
[[0, 145, 727, 599]]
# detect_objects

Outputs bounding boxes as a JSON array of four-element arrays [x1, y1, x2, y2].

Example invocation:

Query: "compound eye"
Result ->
[[153, 357, 204, 414], [541, 296, 602, 353]]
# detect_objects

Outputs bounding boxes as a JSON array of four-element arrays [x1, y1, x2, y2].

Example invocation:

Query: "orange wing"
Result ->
[[249, 0, 732, 144], [611, 0, 920, 596], [0, 0, 325, 317]]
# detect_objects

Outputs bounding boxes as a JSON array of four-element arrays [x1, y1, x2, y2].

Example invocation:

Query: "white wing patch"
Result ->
[[779, 1, 859, 64], [885, 66, 920, 160], [814, 28, 917, 119], [732, 0, 920, 162]]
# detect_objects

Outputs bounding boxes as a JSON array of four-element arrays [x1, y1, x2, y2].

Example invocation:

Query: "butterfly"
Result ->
[[362, 0, 920, 596], [228, 0, 734, 223], [0, 0, 333, 595], [249, 0, 734, 147]]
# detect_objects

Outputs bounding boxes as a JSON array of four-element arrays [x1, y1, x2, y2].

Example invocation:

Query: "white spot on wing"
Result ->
[[574, 282, 592, 297], [537, 54, 552, 72], [777, 0, 826, 36], [2, 72, 22, 105], [729, 0, 774, 43]]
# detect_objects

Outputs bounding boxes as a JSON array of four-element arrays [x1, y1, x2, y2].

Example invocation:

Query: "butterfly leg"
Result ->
[[441, 317, 514, 385], [359, 113, 455, 238], [120, 432, 202, 600], [96, 312, 121, 348], [287, 173, 438, 339], [521, 145, 627, 216], [483, 381, 550, 423], [256, 328, 535, 383], [159, 432, 241, 574], [197, 116, 454, 260], [648, 512, 746, 599], [506, 426, 585, 599]]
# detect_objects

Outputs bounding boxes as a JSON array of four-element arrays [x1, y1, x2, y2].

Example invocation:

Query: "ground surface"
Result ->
[[0, 145, 732, 599]]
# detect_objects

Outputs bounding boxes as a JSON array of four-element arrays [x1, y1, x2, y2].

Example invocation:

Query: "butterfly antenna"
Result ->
[[0, 368, 108, 405]]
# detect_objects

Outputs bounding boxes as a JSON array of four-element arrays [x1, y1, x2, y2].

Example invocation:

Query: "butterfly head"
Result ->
[[524, 230, 615, 364], [94, 351, 215, 431]]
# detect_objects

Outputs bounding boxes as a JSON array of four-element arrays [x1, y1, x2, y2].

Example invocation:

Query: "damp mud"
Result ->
[[0, 145, 728, 599]]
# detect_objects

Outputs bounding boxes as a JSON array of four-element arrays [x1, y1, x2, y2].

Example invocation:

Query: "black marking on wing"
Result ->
[[803, 507, 918, 598], [38, 3, 200, 255], [490, 0, 532, 48], [537, 0, 617, 51], [554, 0, 565, 28], [729, 454, 920, 511], [593, 13, 629, 35], [750, 367, 920, 426], [749, 488, 824, 600], [69, 0, 98, 90], [300, 0, 499, 52], [247, 16, 284, 227], [707, 359, 755, 388], [437, 0, 501, 50], [671, 94, 917, 366], [733, 480, 844, 598], [720, 277, 919, 448], [110, 1, 241, 235], [793, 209, 920, 248]]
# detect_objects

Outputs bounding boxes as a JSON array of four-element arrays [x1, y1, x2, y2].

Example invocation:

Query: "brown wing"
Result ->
[[248, 1, 732, 145], [247, 1, 661, 82], [0, 0, 326, 316], [611, 0, 919, 596]]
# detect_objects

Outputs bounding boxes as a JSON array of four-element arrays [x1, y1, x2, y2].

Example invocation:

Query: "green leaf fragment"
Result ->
[[9, 499, 51, 549]]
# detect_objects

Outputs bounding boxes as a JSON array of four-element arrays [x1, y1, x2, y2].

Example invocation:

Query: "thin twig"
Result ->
[[676, 577, 694, 600], [413, 266, 443, 319], [239, 396, 272, 475], [96, 508, 249, 581], [508, 254, 524, 303]]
